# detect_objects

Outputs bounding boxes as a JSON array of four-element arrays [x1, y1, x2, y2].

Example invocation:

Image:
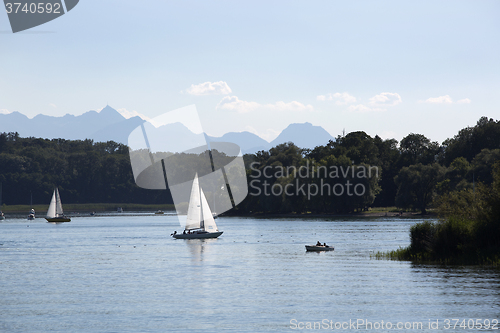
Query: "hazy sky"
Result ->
[[1, 0, 499, 143]]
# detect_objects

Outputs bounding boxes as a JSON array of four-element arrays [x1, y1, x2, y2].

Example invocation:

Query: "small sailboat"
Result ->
[[45, 188, 71, 222], [27, 191, 35, 220], [27, 209, 35, 220], [0, 182, 5, 220], [172, 173, 223, 239]]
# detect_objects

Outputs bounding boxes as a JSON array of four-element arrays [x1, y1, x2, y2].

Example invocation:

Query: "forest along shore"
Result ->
[[0, 203, 175, 214]]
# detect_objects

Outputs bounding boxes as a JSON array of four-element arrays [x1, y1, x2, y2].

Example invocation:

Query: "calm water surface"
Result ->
[[1, 214, 499, 332]]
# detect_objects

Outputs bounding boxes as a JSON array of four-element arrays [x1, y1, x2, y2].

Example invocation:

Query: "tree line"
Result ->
[[237, 116, 500, 214], [0, 134, 169, 206], [1, 116, 499, 214]]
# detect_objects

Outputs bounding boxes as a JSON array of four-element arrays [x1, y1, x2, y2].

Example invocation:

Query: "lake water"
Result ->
[[1, 214, 499, 332]]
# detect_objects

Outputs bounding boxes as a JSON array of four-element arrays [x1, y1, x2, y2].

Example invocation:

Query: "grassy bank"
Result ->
[[374, 246, 500, 266], [374, 218, 500, 266], [0, 203, 175, 213], [376, 163, 500, 266], [377, 175, 500, 265]]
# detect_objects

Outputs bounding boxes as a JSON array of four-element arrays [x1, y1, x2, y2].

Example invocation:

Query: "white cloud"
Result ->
[[317, 92, 356, 105], [457, 98, 471, 104], [0, 109, 11, 115], [49, 103, 57, 108], [217, 96, 313, 114], [117, 108, 150, 120], [423, 95, 453, 104], [369, 92, 402, 106], [186, 81, 232, 95], [216, 96, 261, 113], [346, 104, 380, 113]]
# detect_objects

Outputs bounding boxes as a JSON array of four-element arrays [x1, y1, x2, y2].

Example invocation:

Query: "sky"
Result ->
[[1, 0, 499, 143]]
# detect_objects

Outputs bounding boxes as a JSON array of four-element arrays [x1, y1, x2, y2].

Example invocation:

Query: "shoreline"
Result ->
[[222, 210, 437, 219], [0, 203, 175, 214]]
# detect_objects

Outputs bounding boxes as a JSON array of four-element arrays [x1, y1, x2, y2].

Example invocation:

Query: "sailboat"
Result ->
[[0, 182, 5, 220], [45, 188, 71, 222], [172, 173, 223, 239], [27, 191, 35, 220], [27, 208, 35, 220]]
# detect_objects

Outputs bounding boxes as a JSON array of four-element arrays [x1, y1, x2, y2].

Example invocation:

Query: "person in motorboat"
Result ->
[[323, 243, 328, 247], [316, 241, 322, 246]]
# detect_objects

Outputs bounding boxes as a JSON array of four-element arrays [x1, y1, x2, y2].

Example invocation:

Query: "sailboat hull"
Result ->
[[173, 231, 223, 239], [45, 217, 71, 222]]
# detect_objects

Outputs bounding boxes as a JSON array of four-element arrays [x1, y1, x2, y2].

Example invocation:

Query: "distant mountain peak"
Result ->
[[0, 109, 334, 153], [270, 122, 335, 149], [99, 105, 121, 115], [97, 105, 126, 123]]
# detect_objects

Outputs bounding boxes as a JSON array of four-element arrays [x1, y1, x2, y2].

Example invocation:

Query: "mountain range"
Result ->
[[0, 106, 335, 154]]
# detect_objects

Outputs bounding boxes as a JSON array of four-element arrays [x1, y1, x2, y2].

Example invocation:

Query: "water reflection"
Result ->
[[185, 238, 218, 263]]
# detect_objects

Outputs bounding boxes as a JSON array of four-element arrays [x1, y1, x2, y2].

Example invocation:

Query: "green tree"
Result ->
[[399, 133, 440, 166], [395, 163, 445, 214], [443, 116, 500, 165]]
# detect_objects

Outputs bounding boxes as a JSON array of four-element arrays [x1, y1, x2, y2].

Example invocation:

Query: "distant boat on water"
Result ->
[[27, 209, 35, 220], [45, 188, 71, 223], [27, 191, 35, 220], [0, 182, 5, 220], [172, 173, 223, 239], [305, 242, 334, 252]]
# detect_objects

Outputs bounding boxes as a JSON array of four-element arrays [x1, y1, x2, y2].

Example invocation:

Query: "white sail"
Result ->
[[46, 189, 57, 218], [46, 188, 64, 218], [55, 188, 64, 216], [185, 174, 202, 230], [200, 188, 218, 232]]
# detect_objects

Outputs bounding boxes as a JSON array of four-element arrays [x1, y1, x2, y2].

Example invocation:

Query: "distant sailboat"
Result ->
[[0, 182, 5, 220], [27, 191, 35, 220], [172, 173, 223, 239], [45, 188, 71, 222]]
